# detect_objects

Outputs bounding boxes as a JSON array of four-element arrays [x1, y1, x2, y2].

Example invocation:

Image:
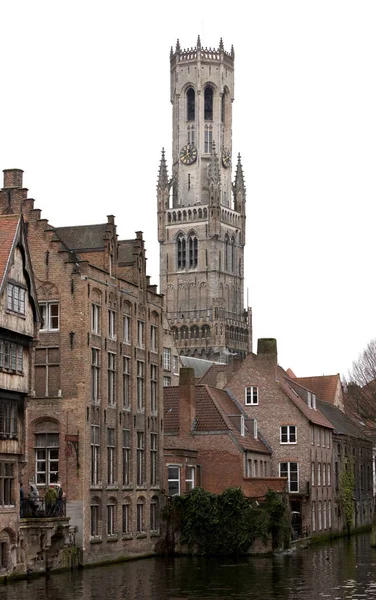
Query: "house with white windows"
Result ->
[[225, 339, 335, 539]]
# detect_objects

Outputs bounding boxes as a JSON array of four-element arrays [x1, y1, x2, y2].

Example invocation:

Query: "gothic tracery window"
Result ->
[[204, 86, 213, 121], [177, 235, 186, 269], [187, 87, 195, 121], [188, 234, 198, 268]]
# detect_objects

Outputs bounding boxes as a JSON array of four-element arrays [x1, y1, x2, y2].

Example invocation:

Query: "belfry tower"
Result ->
[[158, 37, 252, 360]]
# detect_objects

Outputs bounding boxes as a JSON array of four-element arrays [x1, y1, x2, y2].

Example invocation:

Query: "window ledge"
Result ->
[[90, 537, 102, 544], [90, 484, 103, 491], [106, 535, 119, 542], [136, 486, 147, 491], [122, 533, 133, 540], [106, 485, 119, 491], [122, 485, 133, 490], [136, 533, 147, 539], [150, 531, 160, 538]]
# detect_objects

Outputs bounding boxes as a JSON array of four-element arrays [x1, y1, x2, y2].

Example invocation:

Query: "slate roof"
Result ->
[[198, 361, 242, 386], [180, 356, 221, 379], [0, 214, 19, 289], [55, 224, 109, 252], [317, 399, 369, 440], [293, 374, 340, 404], [164, 384, 270, 454], [118, 241, 135, 264]]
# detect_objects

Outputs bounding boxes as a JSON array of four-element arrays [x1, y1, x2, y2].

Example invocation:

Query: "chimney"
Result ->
[[257, 338, 277, 362], [179, 367, 196, 435], [3, 169, 23, 189]]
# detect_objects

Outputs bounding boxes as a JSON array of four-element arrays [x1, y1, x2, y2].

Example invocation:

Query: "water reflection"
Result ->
[[3, 534, 376, 600]]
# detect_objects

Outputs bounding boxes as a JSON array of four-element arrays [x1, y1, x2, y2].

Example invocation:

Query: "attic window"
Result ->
[[307, 391, 312, 408], [240, 415, 245, 437], [7, 283, 25, 315], [245, 386, 258, 406], [312, 394, 317, 410]]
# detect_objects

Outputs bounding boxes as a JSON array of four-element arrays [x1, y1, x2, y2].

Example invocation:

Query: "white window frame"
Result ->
[[7, 283, 25, 315], [151, 325, 157, 353], [163, 347, 171, 371], [279, 462, 299, 493], [92, 303, 100, 335], [245, 386, 259, 406], [107, 502, 116, 536], [123, 315, 131, 344], [35, 433, 59, 486], [40, 301, 59, 331], [122, 502, 130, 534], [185, 466, 195, 492], [137, 320, 145, 349], [168, 465, 180, 496], [280, 425, 297, 444], [163, 376, 171, 387], [108, 310, 116, 340]]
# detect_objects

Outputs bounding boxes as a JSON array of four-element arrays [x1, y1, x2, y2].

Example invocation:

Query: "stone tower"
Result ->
[[158, 37, 251, 361]]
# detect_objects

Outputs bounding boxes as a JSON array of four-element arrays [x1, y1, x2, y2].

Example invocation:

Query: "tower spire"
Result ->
[[157, 147, 169, 191]]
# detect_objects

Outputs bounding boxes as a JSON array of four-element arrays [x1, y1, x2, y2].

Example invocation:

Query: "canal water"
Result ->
[[3, 533, 376, 599]]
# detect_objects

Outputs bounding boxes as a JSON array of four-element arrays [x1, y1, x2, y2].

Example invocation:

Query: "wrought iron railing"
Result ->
[[21, 498, 66, 518]]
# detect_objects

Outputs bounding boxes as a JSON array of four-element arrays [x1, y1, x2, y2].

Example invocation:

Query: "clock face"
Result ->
[[180, 143, 198, 165], [222, 148, 231, 168]]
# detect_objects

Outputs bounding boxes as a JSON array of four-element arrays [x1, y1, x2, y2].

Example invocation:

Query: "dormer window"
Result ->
[[307, 391, 312, 408], [240, 415, 245, 437], [312, 394, 317, 409]]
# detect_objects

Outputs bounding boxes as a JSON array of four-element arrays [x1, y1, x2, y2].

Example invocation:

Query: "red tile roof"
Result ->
[[293, 375, 341, 404], [164, 384, 270, 454], [0, 214, 20, 289], [278, 377, 334, 429]]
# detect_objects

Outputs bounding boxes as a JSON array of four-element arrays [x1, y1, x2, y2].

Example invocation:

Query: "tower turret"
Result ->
[[159, 38, 252, 360]]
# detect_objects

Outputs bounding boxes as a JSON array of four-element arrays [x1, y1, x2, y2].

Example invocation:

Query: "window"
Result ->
[[0, 463, 14, 506], [92, 304, 100, 334], [322, 463, 326, 486], [7, 283, 25, 315], [122, 429, 131, 485], [150, 365, 157, 413], [312, 394, 317, 409], [318, 501, 322, 530], [107, 428, 116, 485], [204, 127, 213, 153], [151, 325, 157, 353], [326, 430, 330, 448], [187, 87, 195, 121], [188, 234, 198, 268], [163, 376, 171, 387], [280, 425, 297, 444], [90, 499, 100, 537], [245, 386, 258, 405], [317, 427, 321, 446], [137, 432, 145, 486], [323, 500, 327, 530], [0, 341, 23, 373], [328, 500, 332, 528], [91, 348, 100, 403], [123, 315, 131, 344], [108, 353, 116, 406], [168, 465, 180, 496], [312, 501, 316, 532], [150, 496, 159, 532], [172, 355, 179, 375], [311, 462, 315, 486], [35, 347, 60, 397], [137, 498, 145, 533], [35, 433, 59, 485], [122, 500, 130, 534], [137, 320, 144, 348], [137, 361, 144, 410], [317, 463, 321, 486], [123, 357, 130, 409], [163, 348, 171, 371], [177, 235, 186, 269], [311, 426, 314, 445], [307, 391, 312, 408], [204, 86, 213, 121], [40, 302, 59, 331], [327, 463, 331, 486], [186, 466, 195, 492], [187, 125, 195, 144], [107, 500, 116, 535], [108, 310, 116, 340], [150, 433, 157, 486], [91, 426, 100, 485], [0, 400, 18, 439], [279, 462, 298, 493]]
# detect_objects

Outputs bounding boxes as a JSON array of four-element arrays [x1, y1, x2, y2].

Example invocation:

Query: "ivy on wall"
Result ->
[[339, 457, 355, 536], [163, 487, 290, 555]]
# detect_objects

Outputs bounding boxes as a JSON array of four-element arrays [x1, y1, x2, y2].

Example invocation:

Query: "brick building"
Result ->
[[0, 169, 166, 565], [224, 339, 335, 538], [164, 367, 286, 499], [0, 213, 40, 574], [158, 38, 251, 361]]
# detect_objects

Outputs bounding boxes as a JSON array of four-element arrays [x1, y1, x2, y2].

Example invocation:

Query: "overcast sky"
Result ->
[[1, 1, 375, 378]]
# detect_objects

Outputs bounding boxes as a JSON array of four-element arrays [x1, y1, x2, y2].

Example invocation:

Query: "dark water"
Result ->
[[3, 534, 376, 599]]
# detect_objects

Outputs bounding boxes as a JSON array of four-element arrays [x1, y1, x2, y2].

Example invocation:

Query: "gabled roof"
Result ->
[[181, 356, 221, 380], [317, 399, 369, 440], [278, 376, 334, 429], [55, 224, 109, 252], [293, 374, 341, 404], [164, 384, 270, 454], [0, 214, 20, 289]]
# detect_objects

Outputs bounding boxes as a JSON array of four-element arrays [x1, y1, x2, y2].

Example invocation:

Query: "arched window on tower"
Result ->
[[231, 236, 236, 272], [177, 235, 186, 269], [188, 234, 198, 268], [204, 87, 213, 121], [187, 87, 195, 122], [221, 92, 225, 124], [224, 234, 229, 271]]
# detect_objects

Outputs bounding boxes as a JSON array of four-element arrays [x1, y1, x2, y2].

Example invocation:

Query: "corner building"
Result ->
[[0, 170, 164, 565], [158, 37, 251, 361]]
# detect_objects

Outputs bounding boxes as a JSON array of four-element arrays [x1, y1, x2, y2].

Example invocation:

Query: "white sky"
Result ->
[[1, 1, 375, 378]]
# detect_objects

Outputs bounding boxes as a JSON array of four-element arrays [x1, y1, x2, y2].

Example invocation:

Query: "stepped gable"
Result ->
[[0, 213, 19, 286], [54, 223, 109, 253]]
